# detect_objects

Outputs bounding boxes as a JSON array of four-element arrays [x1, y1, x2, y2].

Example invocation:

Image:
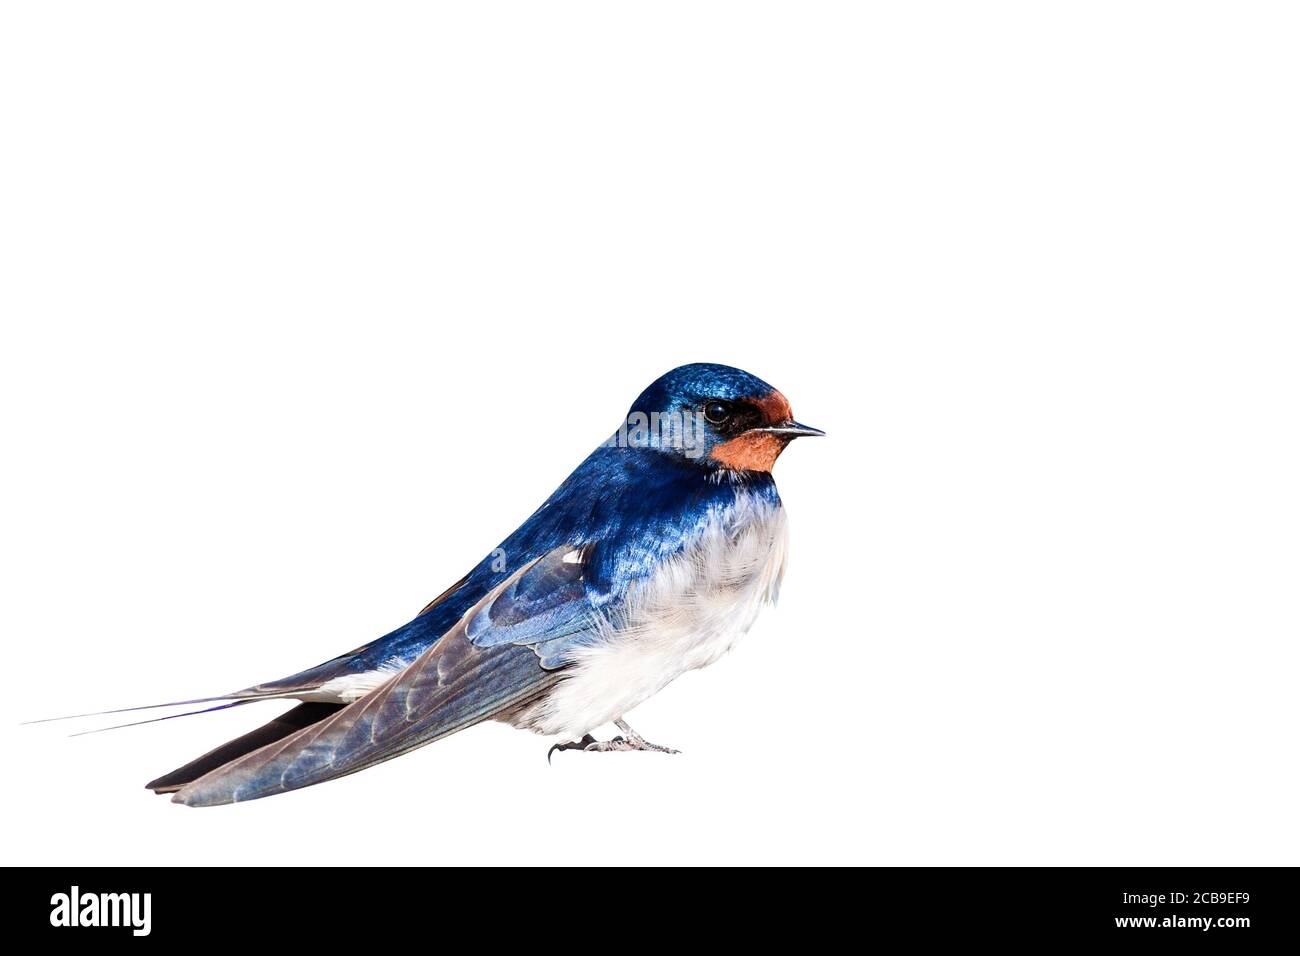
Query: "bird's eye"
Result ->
[[703, 400, 732, 424]]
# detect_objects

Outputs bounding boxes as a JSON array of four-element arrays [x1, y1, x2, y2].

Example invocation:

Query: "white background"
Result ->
[[2, 2, 1296, 866]]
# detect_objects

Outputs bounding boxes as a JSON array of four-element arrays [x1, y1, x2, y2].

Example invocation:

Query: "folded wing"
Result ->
[[173, 543, 600, 806]]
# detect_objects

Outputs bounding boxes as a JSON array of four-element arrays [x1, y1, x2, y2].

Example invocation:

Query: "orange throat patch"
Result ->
[[710, 431, 787, 472]]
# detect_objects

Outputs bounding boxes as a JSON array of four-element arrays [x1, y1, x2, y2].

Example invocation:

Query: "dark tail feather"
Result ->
[[146, 702, 345, 794], [23, 691, 277, 726], [70, 700, 252, 737]]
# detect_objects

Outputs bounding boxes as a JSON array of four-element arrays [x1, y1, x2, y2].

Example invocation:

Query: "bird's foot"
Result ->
[[547, 720, 680, 762], [583, 734, 680, 754]]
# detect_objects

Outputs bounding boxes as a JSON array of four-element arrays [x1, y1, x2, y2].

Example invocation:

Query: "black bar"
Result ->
[[14, 867, 1294, 944]]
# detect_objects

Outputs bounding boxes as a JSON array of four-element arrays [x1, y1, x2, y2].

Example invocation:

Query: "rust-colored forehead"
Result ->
[[755, 389, 793, 424]]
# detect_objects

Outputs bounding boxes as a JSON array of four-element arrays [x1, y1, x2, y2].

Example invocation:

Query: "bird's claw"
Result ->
[[548, 730, 680, 760]]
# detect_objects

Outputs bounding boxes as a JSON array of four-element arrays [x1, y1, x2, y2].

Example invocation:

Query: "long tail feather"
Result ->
[[68, 700, 254, 737], [23, 690, 291, 726]]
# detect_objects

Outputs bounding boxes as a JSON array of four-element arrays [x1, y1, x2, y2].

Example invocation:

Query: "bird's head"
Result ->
[[617, 363, 823, 473]]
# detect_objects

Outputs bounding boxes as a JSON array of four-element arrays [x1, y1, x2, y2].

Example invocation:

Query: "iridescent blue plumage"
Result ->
[[259, 364, 786, 689]]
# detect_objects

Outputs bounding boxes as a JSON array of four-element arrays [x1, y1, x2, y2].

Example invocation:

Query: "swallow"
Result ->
[[49, 363, 822, 805]]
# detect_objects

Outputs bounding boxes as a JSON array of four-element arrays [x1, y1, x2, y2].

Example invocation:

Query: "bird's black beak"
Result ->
[[759, 421, 825, 438]]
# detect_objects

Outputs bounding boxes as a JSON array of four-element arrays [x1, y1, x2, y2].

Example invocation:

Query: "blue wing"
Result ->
[[172, 543, 605, 806]]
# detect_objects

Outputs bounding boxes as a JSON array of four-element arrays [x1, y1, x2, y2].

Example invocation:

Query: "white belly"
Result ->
[[508, 493, 789, 739]]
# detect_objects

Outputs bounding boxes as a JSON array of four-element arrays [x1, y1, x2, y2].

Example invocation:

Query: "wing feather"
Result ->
[[172, 545, 599, 806]]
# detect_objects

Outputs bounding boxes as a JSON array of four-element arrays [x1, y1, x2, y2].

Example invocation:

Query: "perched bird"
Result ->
[[63, 363, 822, 805]]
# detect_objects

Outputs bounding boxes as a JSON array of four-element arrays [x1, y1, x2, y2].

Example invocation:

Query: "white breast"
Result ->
[[508, 492, 789, 740]]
